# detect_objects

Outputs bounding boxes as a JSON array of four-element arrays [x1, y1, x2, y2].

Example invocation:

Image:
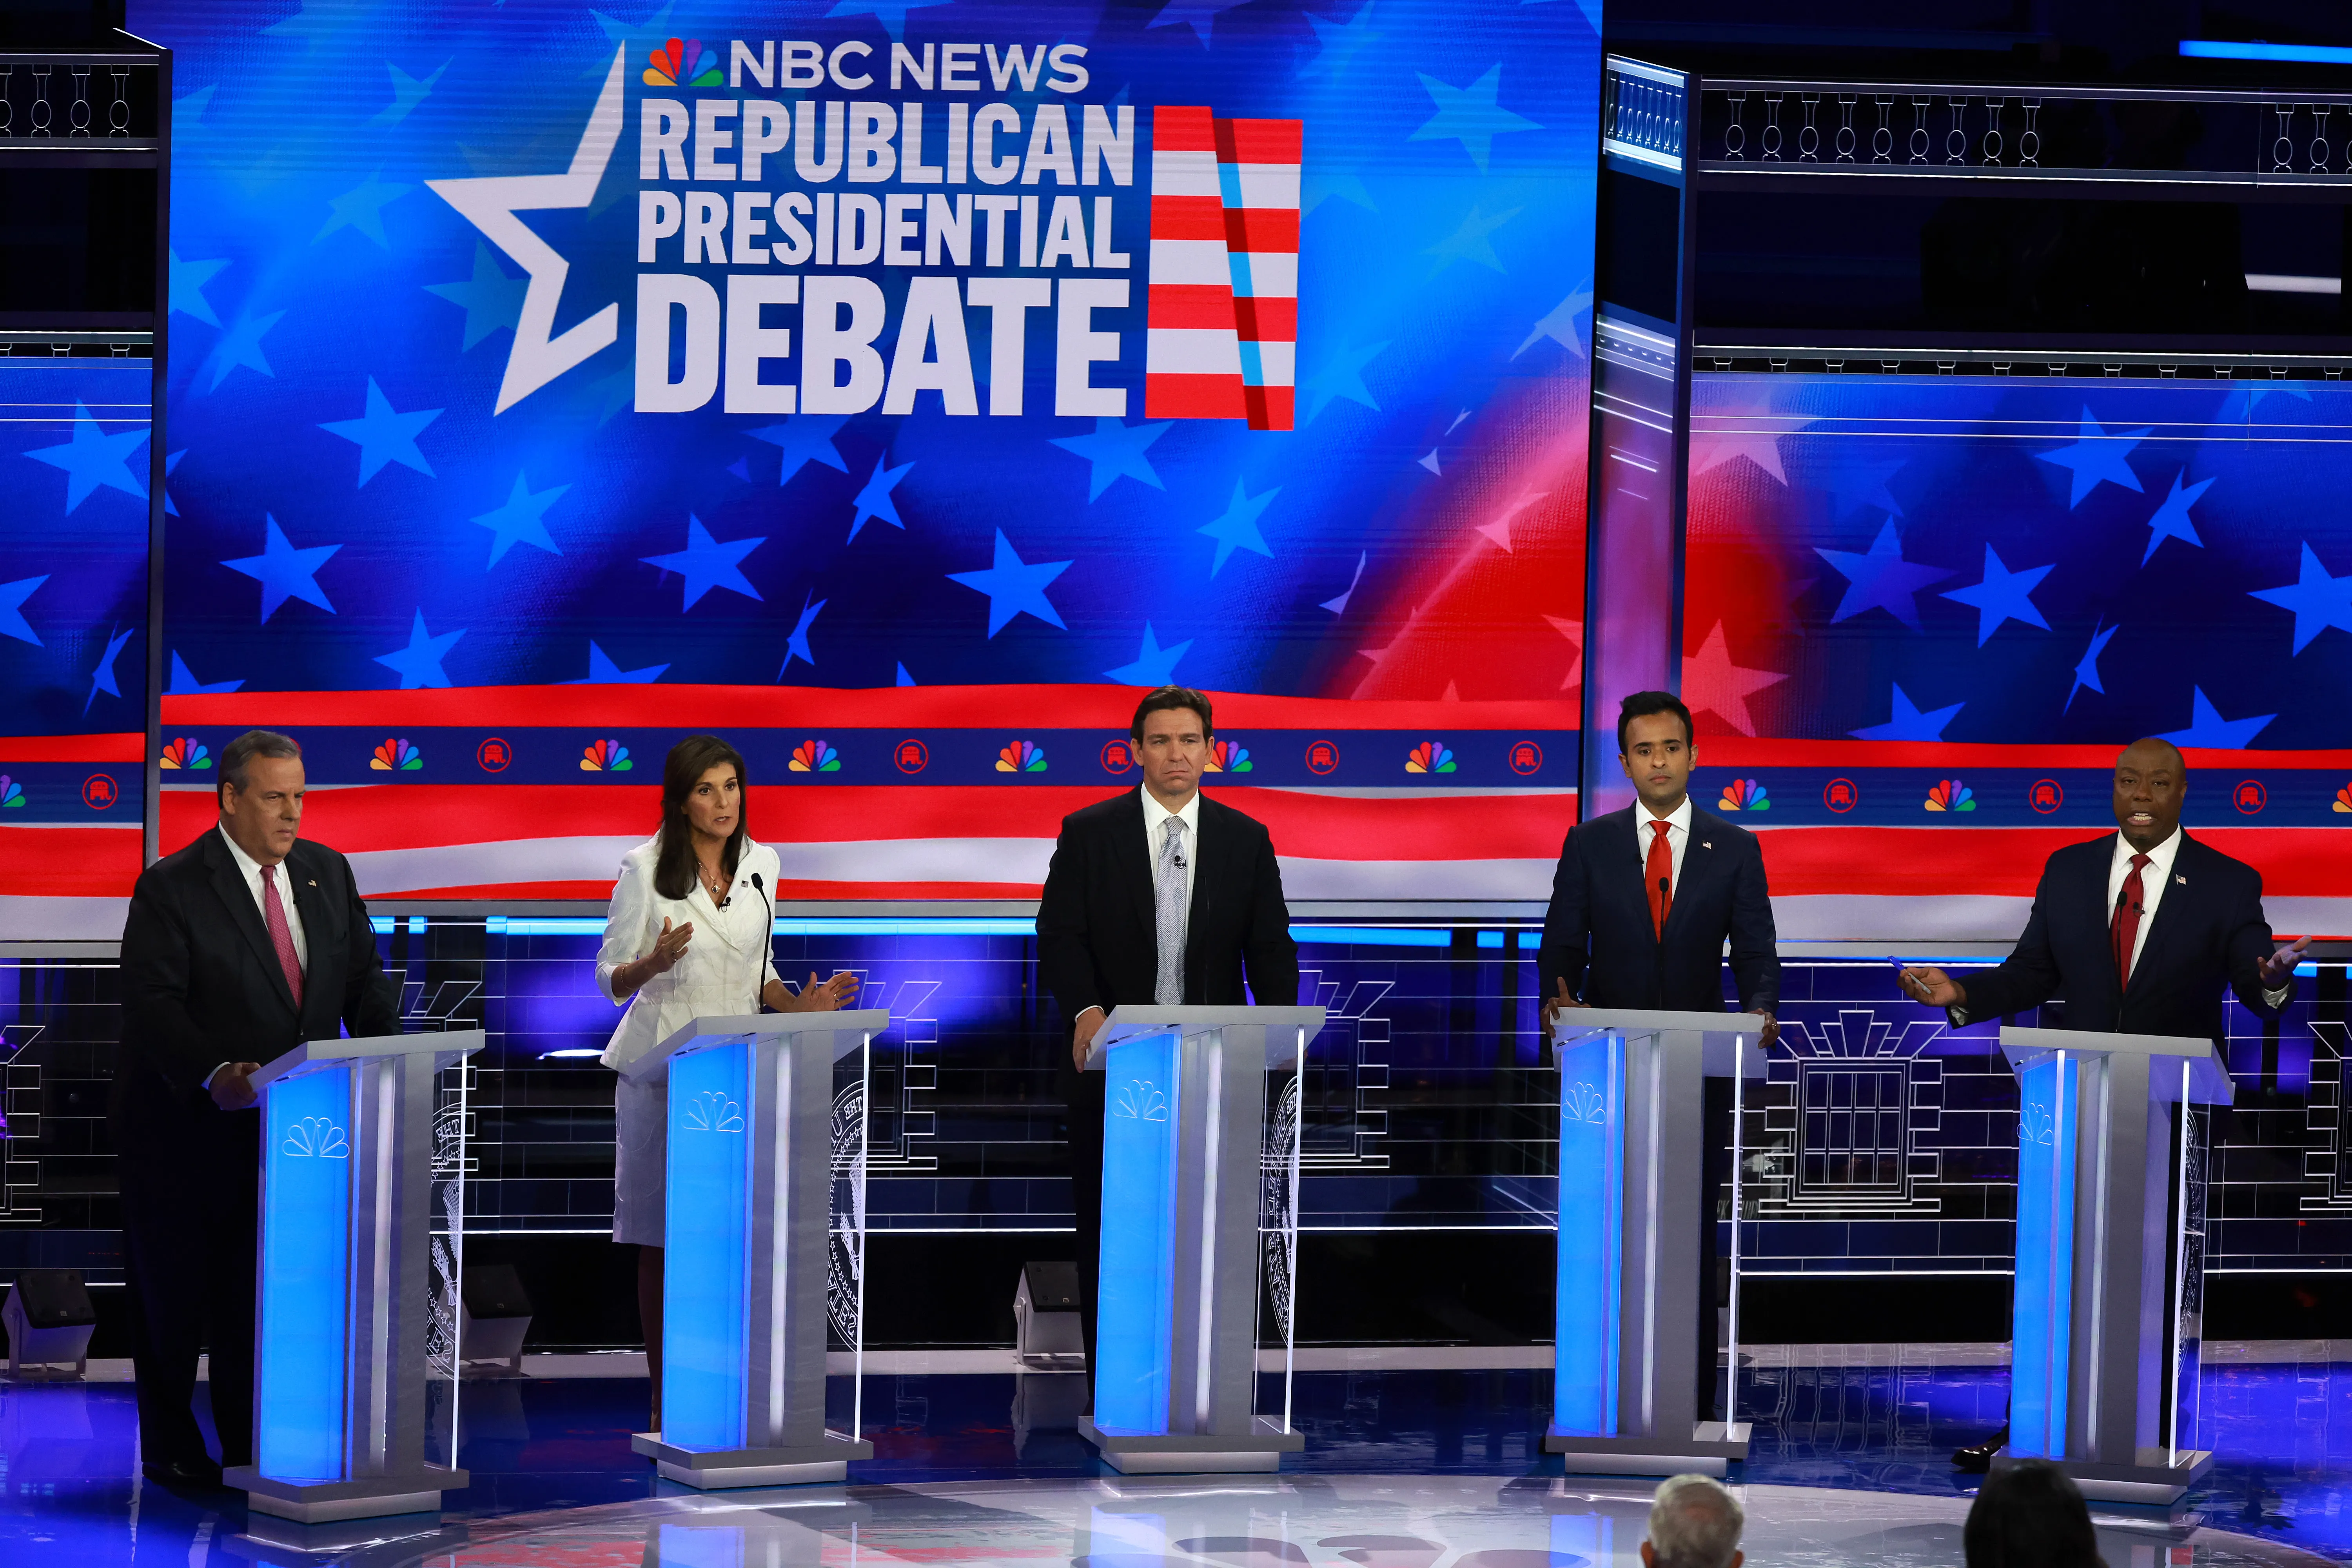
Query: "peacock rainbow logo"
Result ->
[[643, 37, 721, 88], [997, 740, 1047, 773], [1205, 740, 1252, 773], [0, 776, 20, 809], [1924, 778, 1976, 812], [2335, 783, 2352, 813], [371, 738, 421, 771], [160, 737, 212, 770], [1718, 778, 1769, 811], [791, 739, 840, 772], [1405, 740, 1455, 774], [581, 739, 632, 771]]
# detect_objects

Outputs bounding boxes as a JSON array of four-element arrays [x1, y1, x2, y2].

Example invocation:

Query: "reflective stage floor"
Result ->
[[4, 1364, 2349, 1566]]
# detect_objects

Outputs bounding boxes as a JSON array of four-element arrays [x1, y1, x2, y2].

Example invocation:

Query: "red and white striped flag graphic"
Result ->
[[1146, 106, 1301, 430]]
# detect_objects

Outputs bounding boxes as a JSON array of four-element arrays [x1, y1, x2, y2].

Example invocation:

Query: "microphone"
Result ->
[[749, 871, 777, 1005]]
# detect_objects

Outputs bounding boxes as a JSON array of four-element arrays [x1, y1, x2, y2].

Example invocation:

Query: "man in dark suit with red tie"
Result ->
[[115, 730, 399, 1488], [1537, 691, 1781, 1042], [1902, 735, 2307, 1469]]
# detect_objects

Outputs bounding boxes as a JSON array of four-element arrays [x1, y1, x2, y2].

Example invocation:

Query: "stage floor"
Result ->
[[2, 1364, 2346, 1566]]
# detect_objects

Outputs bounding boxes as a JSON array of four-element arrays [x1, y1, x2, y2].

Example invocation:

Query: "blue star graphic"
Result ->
[[266, 0, 371, 47], [319, 377, 443, 486], [848, 454, 916, 542], [1815, 520, 1954, 630], [2156, 686, 2276, 750], [25, 401, 149, 512], [1199, 480, 1280, 575], [373, 608, 465, 690], [2249, 541, 2352, 654], [169, 251, 228, 325], [750, 414, 852, 485], [948, 530, 1073, 637], [824, 0, 953, 41], [1301, 1, 1379, 79], [222, 515, 340, 622], [778, 590, 828, 675], [167, 650, 244, 694], [425, 243, 528, 350], [592, 4, 674, 47], [1512, 282, 1590, 359], [2140, 471, 2214, 566], [0, 577, 48, 646], [1299, 339, 1389, 424], [315, 172, 415, 248], [83, 624, 134, 714], [1425, 204, 1521, 274], [564, 641, 668, 684], [1409, 65, 1543, 172], [2225, 380, 2313, 417], [1815, 458, 1906, 519], [1849, 682, 1965, 742], [642, 515, 764, 610], [368, 60, 448, 128], [1302, 169, 1376, 216], [895, 661, 916, 687], [163, 448, 185, 517], [2063, 620, 2119, 713], [1940, 544, 2054, 646], [1148, 0, 1250, 44], [1050, 417, 1172, 501], [201, 310, 285, 393], [472, 471, 568, 567], [1105, 622, 1194, 685], [2035, 408, 2150, 507]]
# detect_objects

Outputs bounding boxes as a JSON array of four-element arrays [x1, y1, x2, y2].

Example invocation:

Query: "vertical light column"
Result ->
[[1095, 1031, 1181, 1432], [2011, 1051, 2078, 1458], [257, 1063, 353, 1482], [1553, 1031, 1625, 1435], [666, 1041, 751, 1450]]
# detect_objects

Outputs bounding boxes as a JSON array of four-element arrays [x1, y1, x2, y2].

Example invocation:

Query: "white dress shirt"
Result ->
[[2108, 827, 2181, 981], [1633, 794, 1694, 897], [210, 823, 309, 1087], [1076, 787, 1201, 1027]]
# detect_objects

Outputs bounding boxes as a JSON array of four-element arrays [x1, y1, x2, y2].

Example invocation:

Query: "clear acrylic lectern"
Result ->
[[1547, 1009, 1768, 1476], [228, 1028, 483, 1524], [1077, 1004, 1325, 1473], [620, 1010, 889, 1488], [1999, 1025, 2228, 1503]]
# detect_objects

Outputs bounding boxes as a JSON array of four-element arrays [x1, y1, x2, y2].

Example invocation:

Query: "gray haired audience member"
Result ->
[[1642, 1474, 1744, 1568], [1964, 1459, 2105, 1568]]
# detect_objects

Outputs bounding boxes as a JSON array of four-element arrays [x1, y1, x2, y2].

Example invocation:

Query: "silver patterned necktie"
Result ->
[[1154, 815, 1189, 1005]]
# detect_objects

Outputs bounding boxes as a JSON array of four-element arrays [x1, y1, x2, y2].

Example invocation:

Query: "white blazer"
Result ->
[[596, 833, 780, 1073]]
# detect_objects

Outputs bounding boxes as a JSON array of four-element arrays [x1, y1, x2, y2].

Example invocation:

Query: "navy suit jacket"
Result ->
[[1959, 831, 2283, 1045], [1537, 803, 1780, 1014]]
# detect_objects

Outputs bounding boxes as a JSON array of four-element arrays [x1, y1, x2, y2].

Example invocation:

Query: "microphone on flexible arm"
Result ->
[[749, 871, 777, 1008]]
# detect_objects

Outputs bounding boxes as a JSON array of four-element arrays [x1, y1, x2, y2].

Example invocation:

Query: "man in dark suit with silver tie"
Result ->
[[1036, 686, 1299, 1377]]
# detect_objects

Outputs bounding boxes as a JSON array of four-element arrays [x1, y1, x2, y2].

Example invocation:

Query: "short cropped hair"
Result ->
[[1963, 1459, 2101, 1568], [1131, 686, 1214, 742], [1648, 1474, 1743, 1568], [1617, 690, 1695, 754], [218, 729, 303, 808]]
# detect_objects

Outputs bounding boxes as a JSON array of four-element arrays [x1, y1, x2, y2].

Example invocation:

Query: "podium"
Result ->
[[1546, 1009, 1768, 1476], [619, 1010, 889, 1488], [227, 1029, 483, 1524], [1076, 1004, 1325, 1473], [1998, 1025, 2229, 1503]]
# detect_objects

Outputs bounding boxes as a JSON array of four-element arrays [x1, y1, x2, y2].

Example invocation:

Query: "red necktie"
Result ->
[[260, 862, 306, 1009], [1646, 820, 1674, 938], [2111, 851, 2150, 988]]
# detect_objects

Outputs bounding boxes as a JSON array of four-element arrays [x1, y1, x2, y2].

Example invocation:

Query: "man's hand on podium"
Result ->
[[1071, 1006, 1105, 1072], [1541, 977, 1586, 1032], [1755, 1011, 1779, 1048], [1900, 966, 1965, 1009], [209, 1061, 262, 1111]]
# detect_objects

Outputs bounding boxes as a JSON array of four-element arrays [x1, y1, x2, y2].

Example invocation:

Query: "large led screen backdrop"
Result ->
[[81, 0, 1601, 926], [1682, 375, 2352, 940]]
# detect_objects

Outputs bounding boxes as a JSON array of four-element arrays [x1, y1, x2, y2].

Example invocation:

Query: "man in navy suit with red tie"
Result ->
[[1537, 691, 1781, 1042], [1902, 735, 2308, 1469]]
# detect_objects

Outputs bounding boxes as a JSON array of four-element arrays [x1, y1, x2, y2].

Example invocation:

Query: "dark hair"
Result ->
[[1964, 1460, 2103, 1568], [1131, 686, 1214, 742], [1617, 691, 1694, 754], [653, 735, 748, 901], [218, 729, 302, 808]]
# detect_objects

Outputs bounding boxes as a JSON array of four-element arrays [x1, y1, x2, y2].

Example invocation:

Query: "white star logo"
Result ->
[[426, 47, 625, 413]]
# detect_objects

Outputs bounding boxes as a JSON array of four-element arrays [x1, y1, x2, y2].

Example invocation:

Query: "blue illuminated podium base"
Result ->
[[1078, 1415, 1305, 1474], [631, 1430, 874, 1488], [1542, 1423, 1750, 1478], [223, 1464, 468, 1524], [1989, 1445, 2214, 1506]]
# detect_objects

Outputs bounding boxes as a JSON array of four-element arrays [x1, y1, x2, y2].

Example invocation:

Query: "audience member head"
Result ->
[[1964, 1459, 2104, 1568], [1641, 1474, 1743, 1568], [217, 729, 305, 866]]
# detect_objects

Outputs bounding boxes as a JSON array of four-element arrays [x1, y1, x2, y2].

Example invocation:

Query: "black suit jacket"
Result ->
[[1537, 804, 1780, 1014], [1959, 831, 2283, 1045], [1036, 789, 1299, 1026], [116, 828, 400, 1147]]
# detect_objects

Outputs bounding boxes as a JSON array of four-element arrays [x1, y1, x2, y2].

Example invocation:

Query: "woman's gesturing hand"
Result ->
[[643, 916, 694, 976], [797, 971, 861, 1012]]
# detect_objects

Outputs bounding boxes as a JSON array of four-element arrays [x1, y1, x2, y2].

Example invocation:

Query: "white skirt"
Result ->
[[612, 1072, 666, 1247]]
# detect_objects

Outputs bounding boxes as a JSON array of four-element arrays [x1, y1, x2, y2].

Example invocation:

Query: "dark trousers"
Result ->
[[118, 1106, 260, 1467], [1056, 1052, 1106, 1378]]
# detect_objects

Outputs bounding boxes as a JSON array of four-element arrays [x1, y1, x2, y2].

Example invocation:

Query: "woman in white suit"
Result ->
[[596, 733, 857, 1428]]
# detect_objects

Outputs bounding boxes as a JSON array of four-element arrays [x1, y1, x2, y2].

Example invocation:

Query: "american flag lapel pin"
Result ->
[[2176, 875, 2187, 885], [1701, 841, 1713, 849]]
